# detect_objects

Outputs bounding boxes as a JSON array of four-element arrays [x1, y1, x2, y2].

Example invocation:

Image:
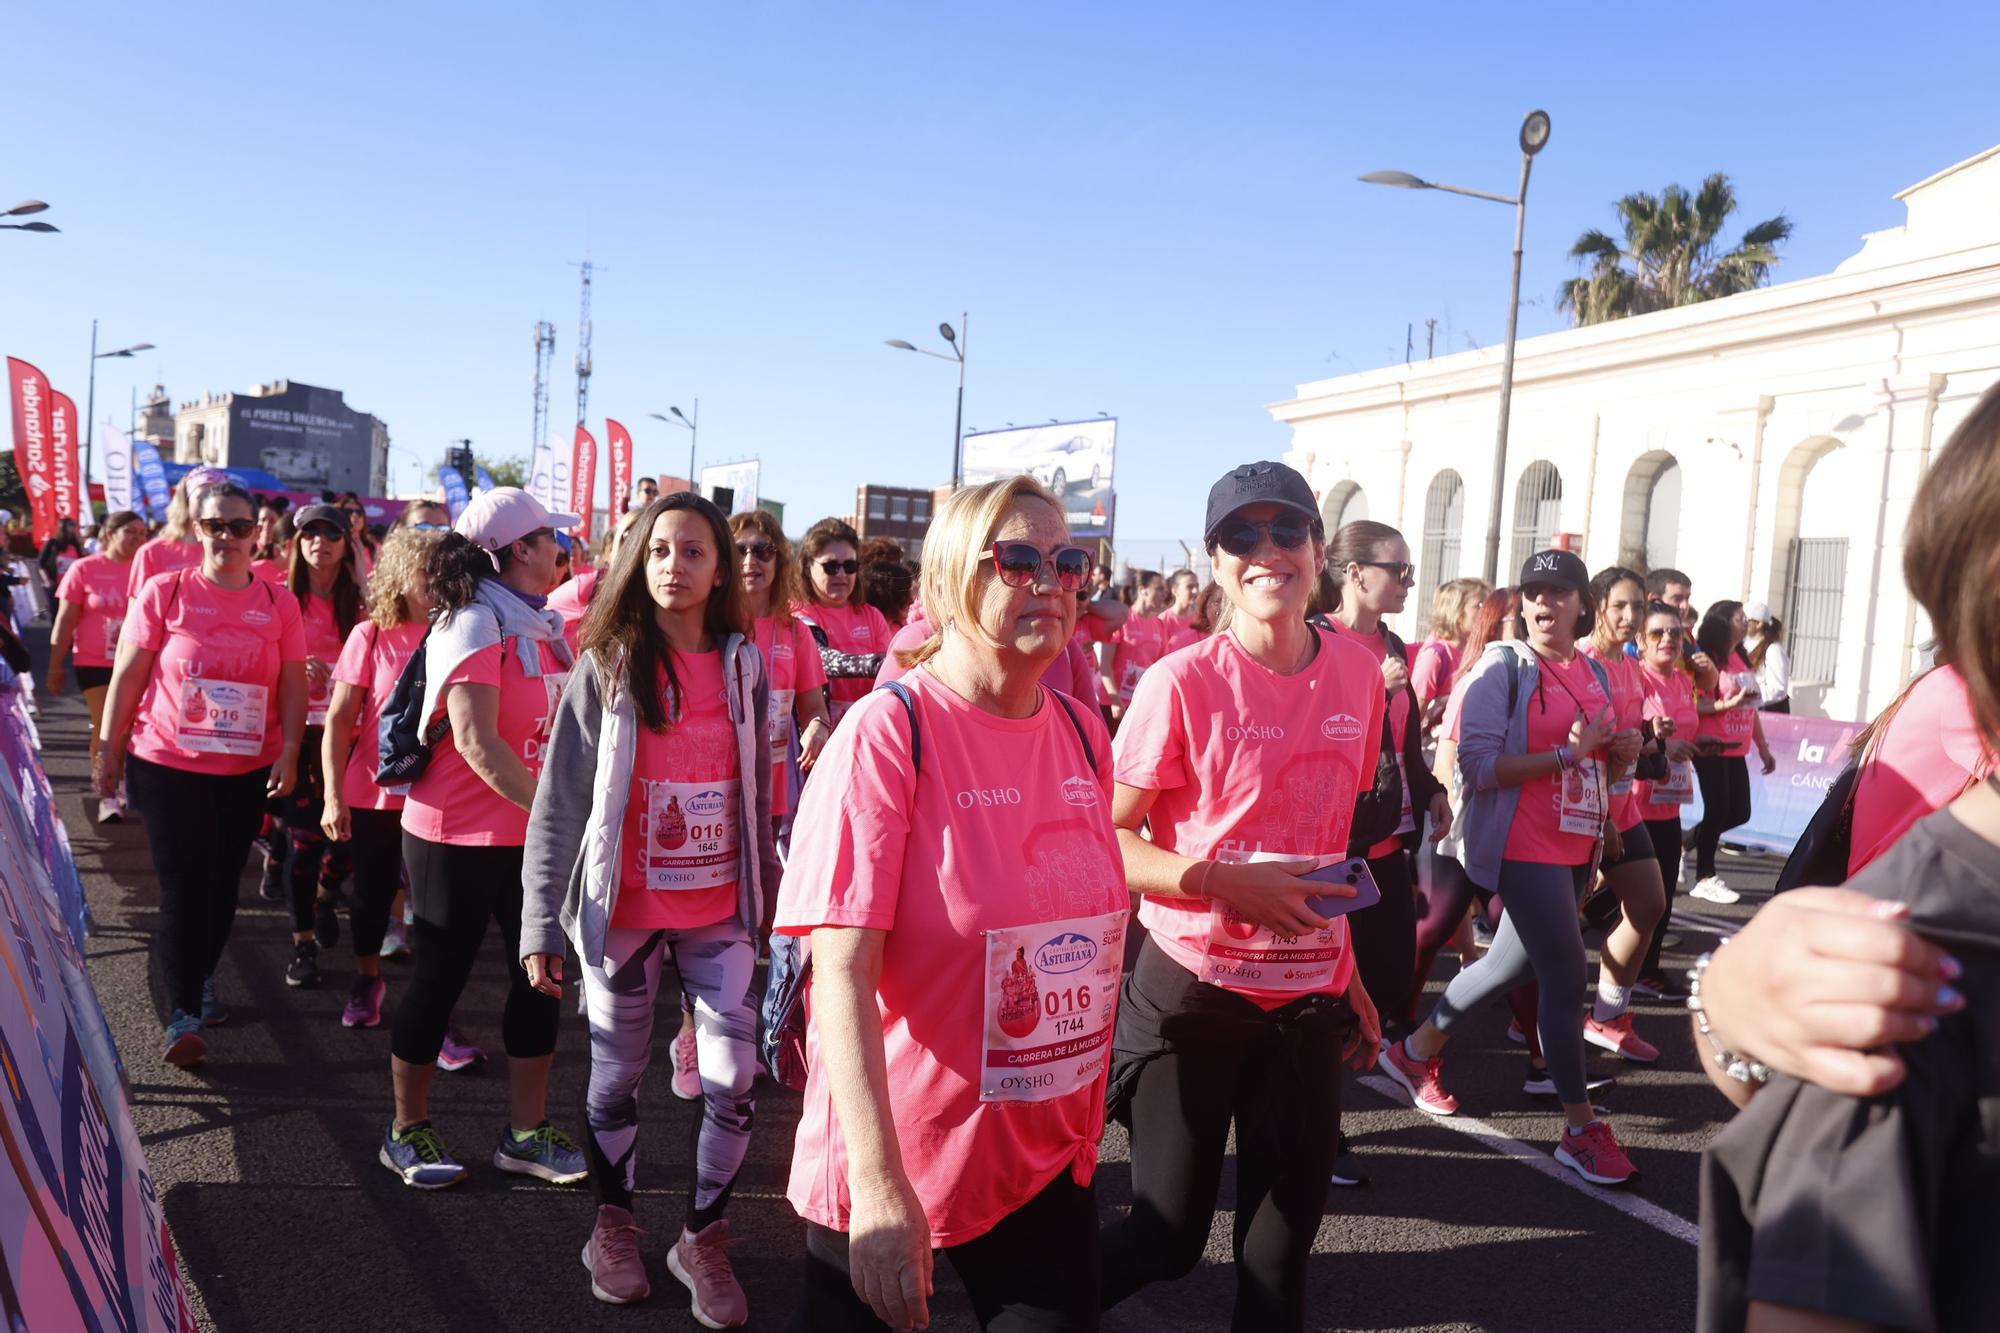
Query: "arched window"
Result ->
[[1617, 450, 1681, 573], [1508, 461, 1562, 573], [1416, 469, 1465, 637], [1319, 480, 1367, 535], [1782, 440, 1850, 686]]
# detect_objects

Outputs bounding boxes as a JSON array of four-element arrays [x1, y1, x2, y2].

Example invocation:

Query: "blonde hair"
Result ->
[[366, 529, 442, 630], [598, 505, 646, 564], [1431, 576, 1492, 643], [896, 475, 1065, 670]]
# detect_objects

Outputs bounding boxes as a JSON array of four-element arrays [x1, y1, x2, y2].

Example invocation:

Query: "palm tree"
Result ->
[[1558, 173, 1792, 326]]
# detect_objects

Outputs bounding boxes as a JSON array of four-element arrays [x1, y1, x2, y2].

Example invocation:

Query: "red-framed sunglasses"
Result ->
[[980, 541, 1093, 591]]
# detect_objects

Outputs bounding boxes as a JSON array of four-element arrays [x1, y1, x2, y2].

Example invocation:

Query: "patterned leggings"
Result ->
[[581, 921, 758, 1230]]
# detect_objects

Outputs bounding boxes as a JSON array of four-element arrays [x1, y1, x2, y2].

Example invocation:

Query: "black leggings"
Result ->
[[789, 1172, 1099, 1332], [1640, 817, 1683, 979], [273, 728, 353, 933], [1347, 846, 1415, 1032], [1100, 938, 1352, 1333], [1693, 755, 1752, 879], [344, 807, 405, 959], [127, 756, 269, 1017], [387, 834, 558, 1065]]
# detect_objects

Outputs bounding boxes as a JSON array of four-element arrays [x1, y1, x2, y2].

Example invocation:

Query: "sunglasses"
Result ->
[[736, 540, 776, 563], [818, 558, 860, 576], [301, 523, 347, 540], [195, 518, 257, 540], [1213, 518, 1313, 558], [1642, 627, 1680, 642], [980, 542, 1093, 591], [1355, 559, 1416, 586], [407, 521, 449, 532]]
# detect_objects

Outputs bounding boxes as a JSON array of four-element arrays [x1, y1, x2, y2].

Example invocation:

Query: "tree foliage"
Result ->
[[1558, 173, 1793, 326], [431, 454, 527, 489]]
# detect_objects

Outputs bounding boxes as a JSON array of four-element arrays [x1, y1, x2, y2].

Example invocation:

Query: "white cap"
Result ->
[[454, 487, 580, 566], [1743, 601, 1771, 622]]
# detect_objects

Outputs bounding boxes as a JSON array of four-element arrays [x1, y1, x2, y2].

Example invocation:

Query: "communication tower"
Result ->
[[531, 321, 556, 456], [570, 259, 604, 428]]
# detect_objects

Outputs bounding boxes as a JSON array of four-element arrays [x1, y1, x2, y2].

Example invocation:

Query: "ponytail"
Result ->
[[426, 531, 499, 615]]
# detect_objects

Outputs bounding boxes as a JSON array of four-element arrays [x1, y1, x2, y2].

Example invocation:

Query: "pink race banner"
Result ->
[[571, 424, 598, 540], [605, 418, 632, 516], [1681, 712, 1861, 854], [48, 389, 84, 532], [6, 357, 60, 544]]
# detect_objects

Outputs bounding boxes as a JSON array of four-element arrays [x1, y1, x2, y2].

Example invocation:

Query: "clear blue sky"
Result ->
[[5, 2, 1996, 543]]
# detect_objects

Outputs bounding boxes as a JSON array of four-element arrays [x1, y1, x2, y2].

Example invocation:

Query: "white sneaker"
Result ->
[[97, 794, 125, 824], [1689, 877, 1740, 904]]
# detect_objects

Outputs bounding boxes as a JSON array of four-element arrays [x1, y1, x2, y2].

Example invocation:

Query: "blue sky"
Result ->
[[5, 2, 1997, 546]]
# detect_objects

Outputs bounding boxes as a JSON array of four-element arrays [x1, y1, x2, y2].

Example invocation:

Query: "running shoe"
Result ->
[[1660, 932, 1683, 950], [379, 1121, 467, 1190], [200, 976, 229, 1027], [1690, 877, 1741, 904], [1505, 1019, 1527, 1046], [669, 1025, 701, 1101], [258, 848, 284, 902], [162, 1011, 207, 1069], [1584, 1013, 1661, 1063], [582, 1204, 651, 1305], [379, 917, 412, 961], [493, 1121, 587, 1184], [1378, 1038, 1458, 1116], [1522, 1066, 1615, 1099], [1631, 973, 1689, 1003], [96, 794, 125, 824], [1554, 1119, 1638, 1186], [1329, 1147, 1371, 1188], [667, 1220, 748, 1329], [342, 974, 386, 1029], [437, 1026, 486, 1073], [285, 939, 321, 988], [314, 895, 341, 949]]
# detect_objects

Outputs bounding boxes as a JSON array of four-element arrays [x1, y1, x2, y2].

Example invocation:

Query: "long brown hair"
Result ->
[[1318, 520, 1405, 616], [730, 509, 802, 626], [800, 516, 862, 608], [579, 493, 752, 734], [287, 515, 363, 638]]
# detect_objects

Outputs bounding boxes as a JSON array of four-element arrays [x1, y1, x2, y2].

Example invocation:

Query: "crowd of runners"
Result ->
[[27, 380, 1999, 1331]]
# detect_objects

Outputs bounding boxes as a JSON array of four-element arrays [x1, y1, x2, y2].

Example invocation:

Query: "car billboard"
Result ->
[[961, 418, 1116, 539]]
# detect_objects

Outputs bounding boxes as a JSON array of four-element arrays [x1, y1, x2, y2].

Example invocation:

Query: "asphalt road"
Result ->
[[33, 622, 1763, 1332]]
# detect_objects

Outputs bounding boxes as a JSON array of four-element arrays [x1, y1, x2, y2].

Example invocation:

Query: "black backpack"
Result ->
[[1772, 763, 1860, 894], [759, 679, 1099, 1090], [374, 626, 447, 785]]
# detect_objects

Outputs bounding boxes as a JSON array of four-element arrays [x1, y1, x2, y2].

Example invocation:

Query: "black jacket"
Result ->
[[1311, 617, 1446, 858]]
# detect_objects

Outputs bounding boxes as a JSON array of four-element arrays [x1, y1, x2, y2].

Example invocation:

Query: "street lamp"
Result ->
[[884, 313, 967, 488], [650, 402, 699, 491], [83, 320, 156, 516], [1, 199, 57, 233], [1361, 108, 1551, 584]]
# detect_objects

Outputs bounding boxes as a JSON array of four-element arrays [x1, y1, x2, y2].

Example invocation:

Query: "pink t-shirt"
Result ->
[[1501, 652, 1611, 865], [298, 593, 349, 728], [1584, 641, 1647, 832], [1635, 663, 1700, 822], [330, 620, 427, 811], [615, 653, 741, 930], [1157, 611, 1202, 653], [56, 554, 133, 668], [1110, 614, 1173, 703], [776, 669, 1124, 1247], [125, 569, 307, 776], [401, 637, 570, 847], [1324, 617, 1410, 858], [1696, 651, 1759, 757], [251, 558, 287, 585], [756, 614, 828, 818], [1112, 626, 1384, 1008], [1411, 638, 1459, 708], [547, 567, 601, 653], [1849, 665, 1997, 876], [795, 600, 893, 717], [126, 536, 201, 600]]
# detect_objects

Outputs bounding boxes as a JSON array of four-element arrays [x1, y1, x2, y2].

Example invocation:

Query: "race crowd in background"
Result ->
[[12, 380, 1998, 1332]]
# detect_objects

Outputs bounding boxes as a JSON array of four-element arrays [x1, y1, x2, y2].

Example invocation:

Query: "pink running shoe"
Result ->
[[669, 1025, 701, 1101], [342, 975, 387, 1029], [437, 1025, 486, 1073], [1378, 1038, 1458, 1116], [1554, 1119, 1638, 1186], [667, 1220, 747, 1328], [582, 1204, 651, 1305], [1584, 1013, 1660, 1063]]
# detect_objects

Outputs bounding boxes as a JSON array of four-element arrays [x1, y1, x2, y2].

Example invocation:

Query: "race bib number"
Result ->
[[176, 677, 268, 756], [1558, 758, 1607, 836], [1199, 849, 1347, 992], [1118, 662, 1144, 703], [766, 687, 796, 766], [637, 778, 740, 891], [101, 614, 122, 661], [1652, 760, 1696, 806], [981, 909, 1127, 1103], [1394, 755, 1415, 836], [307, 673, 331, 728]]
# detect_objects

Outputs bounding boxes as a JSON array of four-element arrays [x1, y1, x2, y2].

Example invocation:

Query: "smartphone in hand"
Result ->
[[1303, 858, 1384, 920]]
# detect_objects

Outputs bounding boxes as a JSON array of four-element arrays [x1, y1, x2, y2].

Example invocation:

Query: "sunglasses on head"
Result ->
[[1354, 559, 1416, 586], [737, 540, 776, 563], [818, 558, 860, 576], [1213, 517, 1313, 559], [980, 541, 1093, 591], [408, 521, 449, 532], [196, 517, 257, 540]]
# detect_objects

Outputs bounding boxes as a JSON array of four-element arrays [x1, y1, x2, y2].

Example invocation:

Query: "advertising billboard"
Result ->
[[225, 382, 379, 494], [699, 459, 761, 514], [961, 418, 1116, 539]]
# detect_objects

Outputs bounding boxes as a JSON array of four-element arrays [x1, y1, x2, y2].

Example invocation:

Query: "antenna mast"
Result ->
[[531, 321, 556, 456], [570, 259, 604, 428]]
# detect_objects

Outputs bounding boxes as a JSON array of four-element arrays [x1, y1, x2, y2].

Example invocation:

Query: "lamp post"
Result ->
[[83, 321, 155, 518], [650, 402, 698, 492], [1361, 109, 1551, 584], [0, 199, 57, 233], [884, 313, 967, 488]]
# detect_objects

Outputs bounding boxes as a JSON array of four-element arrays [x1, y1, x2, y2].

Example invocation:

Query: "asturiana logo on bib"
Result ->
[[1034, 931, 1098, 974], [686, 788, 729, 818], [1060, 776, 1098, 807], [1321, 713, 1363, 742]]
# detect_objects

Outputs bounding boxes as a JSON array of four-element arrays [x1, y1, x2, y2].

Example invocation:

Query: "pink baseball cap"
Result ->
[[455, 487, 581, 564]]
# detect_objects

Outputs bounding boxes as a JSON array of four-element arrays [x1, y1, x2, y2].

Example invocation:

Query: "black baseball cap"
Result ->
[[1518, 548, 1590, 594], [1203, 461, 1321, 544], [294, 503, 347, 535]]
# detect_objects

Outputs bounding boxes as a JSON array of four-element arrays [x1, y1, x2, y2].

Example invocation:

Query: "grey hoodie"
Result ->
[[519, 635, 776, 969]]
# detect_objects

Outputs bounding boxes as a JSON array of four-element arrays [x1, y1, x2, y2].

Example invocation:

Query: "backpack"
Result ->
[[758, 679, 1099, 1090], [1772, 762, 1860, 894], [374, 626, 447, 785]]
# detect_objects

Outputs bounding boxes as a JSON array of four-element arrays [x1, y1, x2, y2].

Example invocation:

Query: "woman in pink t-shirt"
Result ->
[[320, 529, 441, 1029], [125, 466, 229, 599], [1107, 569, 1172, 715], [1101, 462, 1385, 1330], [94, 481, 308, 1069], [793, 517, 894, 724], [1847, 664, 1997, 876], [47, 509, 146, 801], [1411, 575, 1490, 737], [1632, 600, 1704, 996], [519, 493, 779, 1320], [775, 477, 1119, 1332], [1688, 601, 1778, 903]]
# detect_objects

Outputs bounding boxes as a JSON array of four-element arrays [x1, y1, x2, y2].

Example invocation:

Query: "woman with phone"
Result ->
[[1687, 601, 1778, 903], [1099, 461, 1385, 1331]]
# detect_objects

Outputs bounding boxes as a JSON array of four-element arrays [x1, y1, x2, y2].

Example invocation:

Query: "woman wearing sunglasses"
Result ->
[[795, 517, 893, 725], [392, 499, 452, 533], [46, 508, 146, 821], [1632, 599, 1703, 997], [95, 482, 308, 1067], [1688, 600, 1779, 904], [1380, 548, 1640, 1187], [126, 466, 230, 599], [777, 477, 1121, 1332], [1100, 462, 1385, 1331]]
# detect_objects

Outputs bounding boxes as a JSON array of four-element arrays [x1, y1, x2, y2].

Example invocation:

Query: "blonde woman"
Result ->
[[127, 466, 230, 598], [1412, 576, 1490, 734]]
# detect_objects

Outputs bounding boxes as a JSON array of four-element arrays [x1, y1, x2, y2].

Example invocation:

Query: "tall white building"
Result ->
[[1270, 144, 2000, 724]]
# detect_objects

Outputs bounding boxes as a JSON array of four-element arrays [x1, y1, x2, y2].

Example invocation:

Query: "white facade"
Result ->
[[1270, 145, 2000, 724]]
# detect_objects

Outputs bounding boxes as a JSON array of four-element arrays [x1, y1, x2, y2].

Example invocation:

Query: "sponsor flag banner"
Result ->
[[100, 424, 135, 515], [572, 424, 597, 538], [527, 444, 554, 507], [437, 466, 470, 520], [605, 419, 633, 514], [1677, 713, 1860, 854], [48, 390, 83, 531], [130, 442, 171, 523], [473, 465, 496, 496], [961, 418, 1117, 541], [6, 358, 61, 543]]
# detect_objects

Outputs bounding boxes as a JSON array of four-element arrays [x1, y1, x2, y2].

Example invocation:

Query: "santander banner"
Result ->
[[49, 389, 84, 531], [572, 423, 598, 540], [6, 357, 61, 543], [605, 418, 632, 517]]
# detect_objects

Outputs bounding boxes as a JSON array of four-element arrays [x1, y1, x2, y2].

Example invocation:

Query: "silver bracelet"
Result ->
[[1686, 946, 1772, 1085]]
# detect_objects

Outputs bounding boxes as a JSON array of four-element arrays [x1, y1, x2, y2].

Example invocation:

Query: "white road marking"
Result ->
[[1357, 1074, 1701, 1247], [1665, 908, 1739, 934]]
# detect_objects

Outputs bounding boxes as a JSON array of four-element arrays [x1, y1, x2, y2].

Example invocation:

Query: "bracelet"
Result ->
[[1554, 744, 1576, 772], [1686, 947, 1773, 1085], [1193, 859, 1217, 899]]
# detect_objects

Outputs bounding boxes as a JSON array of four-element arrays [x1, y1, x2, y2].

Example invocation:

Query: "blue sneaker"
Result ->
[[492, 1121, 587, 1184], [200, 976, 229, 1027], [379, 1121, 467, 1190], [163, 1011, 207, 1069]]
